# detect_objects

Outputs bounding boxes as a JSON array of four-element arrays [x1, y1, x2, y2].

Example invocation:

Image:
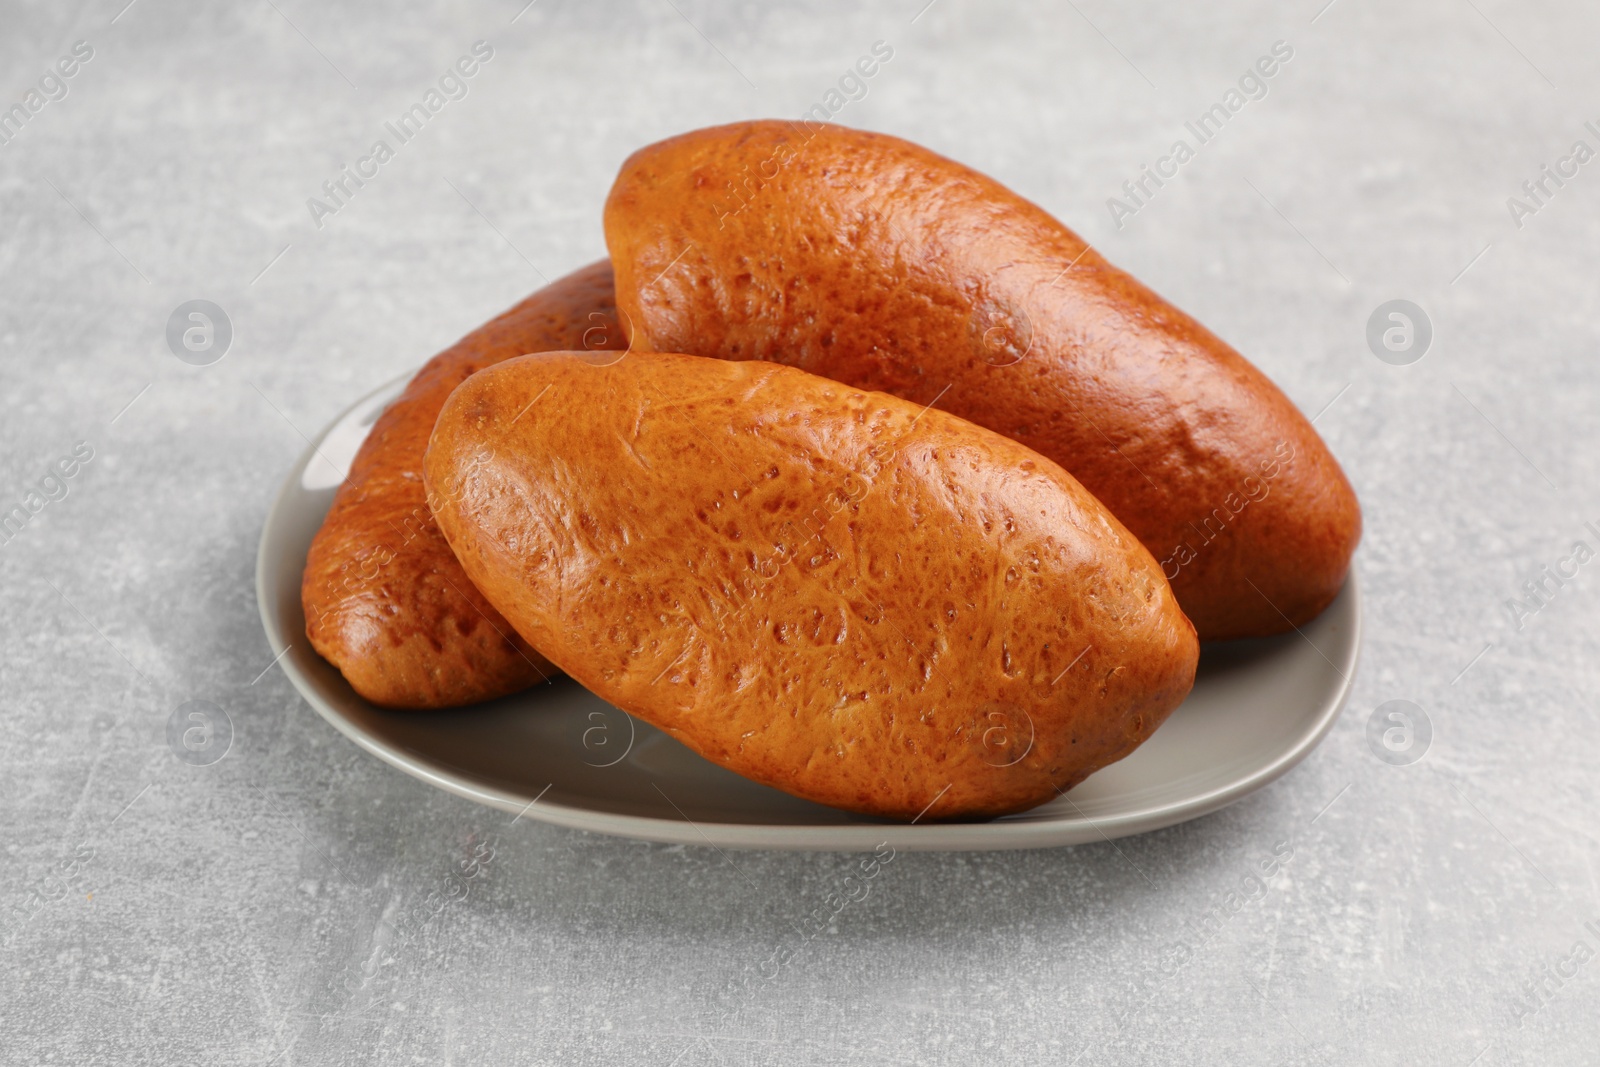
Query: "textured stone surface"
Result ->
[[1, 0, 1596, 1063]]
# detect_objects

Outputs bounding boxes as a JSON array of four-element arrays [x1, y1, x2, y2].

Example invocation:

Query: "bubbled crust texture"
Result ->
[[603, 121, 1362, 639], [301, 260, 626, 709], [424, 351, 1198, 820]]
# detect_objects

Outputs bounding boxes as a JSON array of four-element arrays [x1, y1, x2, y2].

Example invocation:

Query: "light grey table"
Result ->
[[3, 1, 1596, 1063]]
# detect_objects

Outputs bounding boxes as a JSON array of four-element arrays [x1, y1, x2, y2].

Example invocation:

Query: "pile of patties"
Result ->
[[301, 121, 1360, 821]]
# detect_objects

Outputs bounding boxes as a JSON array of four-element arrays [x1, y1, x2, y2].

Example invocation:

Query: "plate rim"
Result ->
[[257, 370, 1362, 852]]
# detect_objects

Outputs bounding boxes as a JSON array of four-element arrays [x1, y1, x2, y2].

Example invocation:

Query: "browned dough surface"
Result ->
[[301, 260, 626, 708], [424, 351, 1199, 819], [603, 121, 1362, 638]]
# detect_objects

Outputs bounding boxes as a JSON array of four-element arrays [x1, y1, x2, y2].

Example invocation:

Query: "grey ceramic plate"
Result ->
[[257, 371, 1361, 852]]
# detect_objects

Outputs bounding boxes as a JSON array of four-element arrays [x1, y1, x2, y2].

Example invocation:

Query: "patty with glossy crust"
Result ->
[[604, 121, 1361, 639], [425, 350, 1199, 819]]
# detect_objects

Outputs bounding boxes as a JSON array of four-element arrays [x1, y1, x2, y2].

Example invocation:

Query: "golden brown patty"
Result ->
[[604, 121, 1361, 638], [424, 350, 1198, 819]]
